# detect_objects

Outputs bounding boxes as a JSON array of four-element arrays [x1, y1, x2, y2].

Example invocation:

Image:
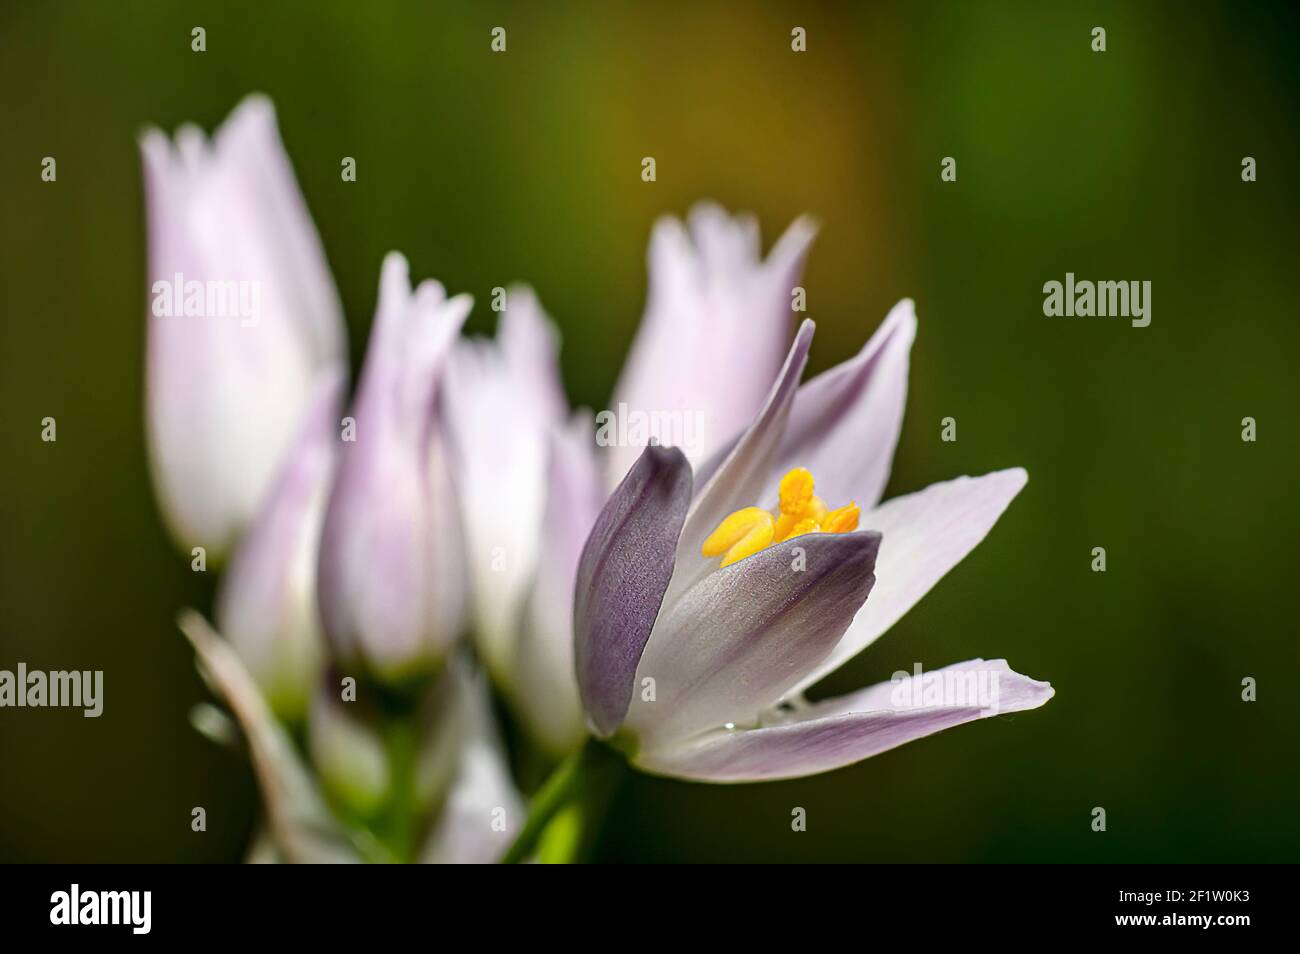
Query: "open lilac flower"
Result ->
[[574, 310, 1053, 782], [140, 95, 347, 559], [444, 206, 812, 756]]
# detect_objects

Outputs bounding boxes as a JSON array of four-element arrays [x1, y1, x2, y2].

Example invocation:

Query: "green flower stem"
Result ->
[[375, 716, 417, 862], [502, 737, 623, 864]]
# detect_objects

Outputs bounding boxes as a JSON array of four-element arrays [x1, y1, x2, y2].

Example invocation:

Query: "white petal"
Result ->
[[142, 95, 346, 557], [215, 371, 343, 721], [636, 659, 1053, 783], [442, 287, 566, 680], [791, 468, 1028, 694], [605, 204, 816, 488], [762, 299, 916, 511], [627, 532, 880, 751], [317, 254, 470, 682], [516, 414, 603, 756], [420, 661, 525, 864], [659, 321, 813, 608]]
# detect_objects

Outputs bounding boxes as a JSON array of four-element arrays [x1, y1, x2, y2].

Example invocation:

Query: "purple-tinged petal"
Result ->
[[691, 431, 741, 490], [178, 611, 361, 861], [142, 96, 346, 558], [215, 370, 343, 722], [661, 320, 814, 604], [625, 531, 880, 750], [517, 414, 604, 756], [635, 659, 1053, 782], [802, 658, 1053, 719], [791, 468, 1028, 695], [605, 205, 816, 487], [209, 96, 347, 364], [574, 444, 693, 738], [495, 286, 568, 423], [763, 299, 916, 512], [317, 254, 470, 683], [442, 287, 566, 682]]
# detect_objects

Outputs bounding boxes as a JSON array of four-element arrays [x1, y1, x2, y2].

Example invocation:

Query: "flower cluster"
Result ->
[[144, 96, 1052, 863]]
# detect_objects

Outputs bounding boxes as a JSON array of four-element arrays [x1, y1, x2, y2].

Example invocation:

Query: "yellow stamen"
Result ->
[[701, 507, 771, 557], [773, 511, 801, 542], [807, 495, 828, 525], [822, 502, 861, 534], [778, 467, 815, 516], [785, 517, 821, 539], [720, 512, 775, 568], [702, 468, 862, 567]]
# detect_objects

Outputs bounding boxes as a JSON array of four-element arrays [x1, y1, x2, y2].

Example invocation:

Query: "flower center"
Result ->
[[701, 467, 860, 568]]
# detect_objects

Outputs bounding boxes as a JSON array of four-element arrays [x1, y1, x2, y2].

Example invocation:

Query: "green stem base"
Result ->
[[502, 737, 623, 864]]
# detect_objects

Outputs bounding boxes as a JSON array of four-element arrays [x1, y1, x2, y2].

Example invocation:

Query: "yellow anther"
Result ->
[[773, 511, 801, 542], [822, 502, 861, 534], [807, 495, 828, 525], [701, 507, 771, 558], [785, 517, 821, 540], [720, 512, 775, 568], [778, 468, 815, 515], [703, 470, 859, 568]]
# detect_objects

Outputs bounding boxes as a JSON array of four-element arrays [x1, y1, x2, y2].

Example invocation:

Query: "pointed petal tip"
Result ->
[[936, 465, 1028, 496], [894, 297, 918, 327], [685, 198, 726, 218], [992, 466, 1029, 495], [176, 607, 209, 642], [233, 91, 275, 119], [213, 93, 283, 156], [411, 274, 445, 300], [380, 251, 411, 290], [636, 657, 1055, 782], [443, 290, 475, 322], [774, 213, 820, 254], [790, 211, 820, 236], [219, 93, 277, 137], [875, 298, 918, 347], [137, 126, 170, 156]]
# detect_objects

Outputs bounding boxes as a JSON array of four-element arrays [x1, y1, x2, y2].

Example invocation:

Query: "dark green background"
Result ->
[[2, 1, 1297, 862]]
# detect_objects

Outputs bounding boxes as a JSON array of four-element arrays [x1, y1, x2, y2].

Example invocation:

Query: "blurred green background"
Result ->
[[2, 0, 1298, 862]]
